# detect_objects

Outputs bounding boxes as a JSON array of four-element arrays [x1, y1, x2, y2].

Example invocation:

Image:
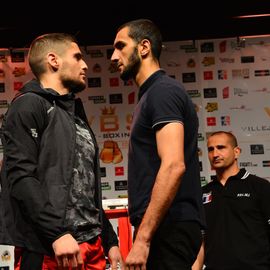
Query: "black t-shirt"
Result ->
[[203, 168, 270, 269], [128, 69, 205, 228]]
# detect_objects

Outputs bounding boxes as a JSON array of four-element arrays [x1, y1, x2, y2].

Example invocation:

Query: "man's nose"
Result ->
[[110, 50, 118, 62]]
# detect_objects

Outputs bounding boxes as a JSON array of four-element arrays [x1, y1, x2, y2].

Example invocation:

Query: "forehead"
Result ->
[[207, 134, 229, 146], [61, 42, 81, 58], [114, 27, 132, 44], [68, 42, 81, 53]]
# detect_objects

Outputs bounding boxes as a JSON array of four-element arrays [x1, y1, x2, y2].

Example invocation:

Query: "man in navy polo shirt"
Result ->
[[193, 131, 270, 270], [111, 19, 205, 270]]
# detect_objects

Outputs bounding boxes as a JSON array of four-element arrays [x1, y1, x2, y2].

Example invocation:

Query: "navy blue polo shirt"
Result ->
[[128, 69, 205, 228], [202, 168, 270, 269]]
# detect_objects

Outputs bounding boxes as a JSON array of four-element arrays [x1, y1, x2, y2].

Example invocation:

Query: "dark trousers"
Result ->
[[146, 221, 202, 270]]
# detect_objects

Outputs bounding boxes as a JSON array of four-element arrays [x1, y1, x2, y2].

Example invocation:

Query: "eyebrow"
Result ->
[[207, 145, 226, 151], [114, 40, 125, 49], [74, 52, 83, 59]]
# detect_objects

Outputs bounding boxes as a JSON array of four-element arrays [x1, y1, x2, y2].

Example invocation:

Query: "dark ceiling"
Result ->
[[1, 1, 270, 48]]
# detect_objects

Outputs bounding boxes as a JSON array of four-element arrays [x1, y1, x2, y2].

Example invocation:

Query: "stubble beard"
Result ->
[[120, 47, 141, 82], [62, 77, 86, 94]]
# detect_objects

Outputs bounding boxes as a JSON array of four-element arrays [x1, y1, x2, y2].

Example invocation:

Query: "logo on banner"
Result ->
[[92, 63, 102, 73], [182, 72, 196, 83], [223, 87, 229, 99], [200, 42, 214, 53], [128, 92, 135, 104], [241, 125, 270, 132], [254, 70, 270, 76], [234, 88, 248, 97], [100, 140, 123, 164], [219, 40, 227, 53], [100, 167, 107, 177], [12, 67, 26, 77], [100, 106, 118, 132], [221, 116, 230, 126], [203, 88, 217, 98], [109, 93, 123, 104], [265, 107, 270, 118], [203, 192, 212, 204], [88, 49, 103, 58], [207, 117, 216, 126], [250, 144, 264, 155], [240, 162, 258, 167], [241, 56, 254, 63], [115, 180, 127, 191], [11, 51, 25, 62], [115, 167, 124, 176], [202, 57, 215, 66], [0, 83, 5, 93], [219, 57, 234, 63], [218, 70, 227, 80], [205, 102, 218, 112], [203, 71, 213, 80], [262, 161, 270, 167], [254, 87, 270, 94], [88, 77, 101, 87], [101, 182, 111, 190], [88, 95, 106, 104], [232, 69, 249, 79], [187, 89, 201, 98], [1, 249, 11, 261], [109, 77, 119, 87]]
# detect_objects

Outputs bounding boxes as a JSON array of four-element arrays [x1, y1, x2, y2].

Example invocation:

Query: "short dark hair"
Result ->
[[118, 19, 163, 60], [208, 131, 238, 147], [28, 33, 77, 79]]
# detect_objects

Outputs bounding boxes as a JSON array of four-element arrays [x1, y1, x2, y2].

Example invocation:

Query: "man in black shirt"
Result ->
[[193, 131, 270, 270], [111, 19, 205, 270]]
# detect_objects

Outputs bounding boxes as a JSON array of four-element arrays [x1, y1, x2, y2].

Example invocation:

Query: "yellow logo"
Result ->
[[264, 107, 270, 118], [1, 250, 11, 261]]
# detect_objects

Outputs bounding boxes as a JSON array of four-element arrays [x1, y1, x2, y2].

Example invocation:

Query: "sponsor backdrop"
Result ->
[[0, 36, 270, 202], [1, 36, 270, 269]]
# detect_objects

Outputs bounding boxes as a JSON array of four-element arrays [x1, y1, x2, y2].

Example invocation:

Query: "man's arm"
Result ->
[[101, 209, 124, 269], [4, 94, 65, 242], [192, 241, 205, 270], [101, 208, 119, 255], [125, 122, 185, 268]]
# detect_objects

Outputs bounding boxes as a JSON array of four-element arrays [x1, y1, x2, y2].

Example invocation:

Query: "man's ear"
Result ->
[[47, 52, 59, 71], [234, 146, 241, 159], [139, 39, 151, 58]]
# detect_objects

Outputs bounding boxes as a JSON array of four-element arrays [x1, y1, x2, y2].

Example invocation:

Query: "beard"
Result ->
[[62, 77, 86, 94], [120, 47, 141, 81]]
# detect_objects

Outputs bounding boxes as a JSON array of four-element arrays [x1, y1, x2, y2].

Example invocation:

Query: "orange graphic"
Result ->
[[100, 140, 123, 164], [264, 107, 270, 118]]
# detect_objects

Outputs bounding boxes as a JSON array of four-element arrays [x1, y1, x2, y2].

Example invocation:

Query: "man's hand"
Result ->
[[52, 233, 83, 269], [125, 238, 149, 270], [108, 246, 125, 270]]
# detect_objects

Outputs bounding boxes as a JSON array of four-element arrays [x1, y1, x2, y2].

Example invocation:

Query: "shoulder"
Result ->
[[5, 93, 50, 126], [243, 172, 270, 199], [246, 172, 270, 186], [9, 93, 49, 113], [147, 79, 189, 109]]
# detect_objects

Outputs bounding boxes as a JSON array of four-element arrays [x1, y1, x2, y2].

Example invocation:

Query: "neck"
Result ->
[[135, 59, 160, 87], [216, 165, 240, 185], [40, 75, 69, 95]]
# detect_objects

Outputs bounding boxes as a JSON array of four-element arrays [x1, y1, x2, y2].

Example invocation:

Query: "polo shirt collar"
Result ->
[[212, 168, 249, 183], [138, 69, 165, 101], [225, 168, 249, 182]]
